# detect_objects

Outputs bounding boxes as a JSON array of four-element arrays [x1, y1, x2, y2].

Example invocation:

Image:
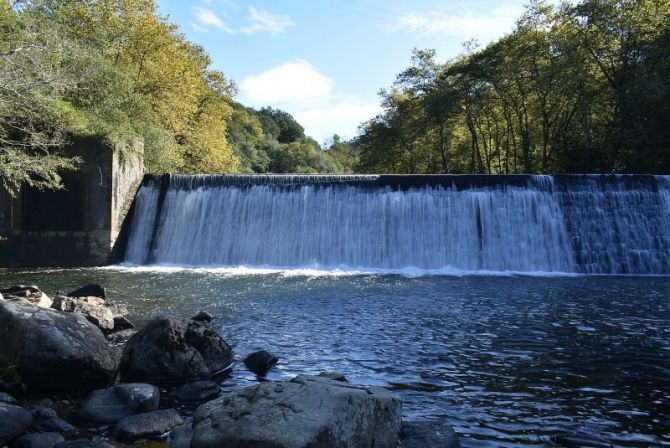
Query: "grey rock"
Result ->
[[115, 409, 183, 441], [30, 407, 77, 435], [53, 438, 114, 448], [120, 316, 234, 384], [0, 392, 17, 404], [169, 423, 193, 448], [1, 285, 40, 296], [318, 371, 348, 382], [13, 432, 65, 448], [173, 381, 220, 403], [400, 420, 461, 448], [112, 316, 134, 331], [67, 284, 105, 300], [0, 403, 33, 446], [106, 329, 136, 345], [0, 301, 119, 394], [191, 311, 212, 322], [79, 383, 159, 424], [50, 296, 114, 332], [243, 350, 278, 376], [192, 374, 402, 448], [1, 286, 51, 308]]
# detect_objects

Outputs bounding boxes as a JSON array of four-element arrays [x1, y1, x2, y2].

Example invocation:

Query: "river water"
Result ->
[[1, 268, 668, 447]]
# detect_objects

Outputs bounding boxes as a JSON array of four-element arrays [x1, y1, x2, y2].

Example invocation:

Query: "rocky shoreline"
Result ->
[[0, 284, 460, 448]]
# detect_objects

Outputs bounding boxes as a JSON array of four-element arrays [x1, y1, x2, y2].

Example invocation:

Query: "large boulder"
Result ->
[[67, 284, 106, 300], [0, 301, 119, 394], [1, 285, 52, 309], [79, 383, 159, 424], [0, 402, 33, 446], [192, 374, 402, 448], [244, 350, 278, 376], [120, 316, 234, 384]]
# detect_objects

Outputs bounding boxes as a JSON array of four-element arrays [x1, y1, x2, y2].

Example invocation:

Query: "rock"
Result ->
[[67, 284, 105, 300], [192, 374, 402, 448], [108, 303, 129, 318], [115, 409, 183, 441], [550, 434, 614, 448], [120, 316, 234, 384], [173, 381, 220, 403], [0, 301, 119, 394], [0, 391, 17, 404], [79, 383, 159, 424], [191, 311, 212, 323], [1, 285, 40, 296], [0, 403, 33, 446], [50, 296, 114, 332], [12, 432, 65, 448], [106, 329, 136, 345], [112, 315, 134, 331], [243, 350, 278, 376], [318, 371, 347, 382], [169, 423, 193, 448], [30, 407, 77, 435], [53, 438, 114, 448], [400, 420, 461, 448], [1, 286, 51, 308]]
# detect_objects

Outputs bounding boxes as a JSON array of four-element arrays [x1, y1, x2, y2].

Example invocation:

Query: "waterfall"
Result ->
[[123, 174, 670, 275]]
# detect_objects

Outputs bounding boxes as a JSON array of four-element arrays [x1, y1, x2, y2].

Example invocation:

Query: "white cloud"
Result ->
[[240, 60, 380, 142], [241, 60, 334, 104], [389, 4, 523, 43], [241, 7, 295, 36], [193, 7, 232, 32], [192, 5, 293, 36]]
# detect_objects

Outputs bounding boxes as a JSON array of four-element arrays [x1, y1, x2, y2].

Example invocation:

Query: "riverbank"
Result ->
[[0, 283, 459, 448]]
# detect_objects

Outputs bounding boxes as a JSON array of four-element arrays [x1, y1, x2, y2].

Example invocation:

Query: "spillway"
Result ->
[[123, 174, 670, 275]]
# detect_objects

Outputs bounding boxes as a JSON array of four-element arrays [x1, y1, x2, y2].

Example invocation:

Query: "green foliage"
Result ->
[[356, 0, 670, 174]]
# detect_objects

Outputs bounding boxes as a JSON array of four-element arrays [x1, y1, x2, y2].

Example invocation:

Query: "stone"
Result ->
[[13, 432, 65, 448], [0, 391, 17, 404], [79, 383, 159, 424], [399, 420, 461, 448], [318, 371, 347, 382], [173, 381, 220, 403], [169, 423, 193, 448], [106, 329, 136, 345], [0, 403, 33, 446], [30, 407, 77, 435], [115, 409, 183, 441], [243, 350, 278, 376], [0, 301, 119, 394], [191, 311, 212, 323], [192, 374, 402, 448], [120, 316, 234, 384], [53, 438, 114, 448], [1, 285, 40, 296], [1, 286, 51, 308], [50, 296, 114, 332], [67, 284, 106, 300], [112, 315, 134, 331]]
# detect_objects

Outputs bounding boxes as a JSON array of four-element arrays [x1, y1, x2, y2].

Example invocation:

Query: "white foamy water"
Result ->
[[123, 175, 670, 275]]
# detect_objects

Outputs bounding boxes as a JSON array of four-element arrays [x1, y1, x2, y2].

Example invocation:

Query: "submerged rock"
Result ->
[[79, 383, 159, 424], [191, 311, 213, 323], [169, 422, 193, 448], [192, 374, 402, 448], [120, 316, 234, 384], [243, 350, 278, 376], [13, 432, 65, 448], [67, 284, 106, 300], [0, 301, 119, 394], [318, 371, 348, 382], [115, 409, 183, 441], [173, 381, 220, 403], [0, 402, 33, 446], [400, 420, 461, 448]]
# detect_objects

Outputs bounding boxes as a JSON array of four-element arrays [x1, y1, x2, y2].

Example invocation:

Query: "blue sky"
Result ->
[[156, 0, 538, 144]]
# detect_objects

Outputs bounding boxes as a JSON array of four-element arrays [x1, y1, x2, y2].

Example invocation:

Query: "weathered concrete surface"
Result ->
[[0, 301, 119, 394], [192, 374, 402, 448]]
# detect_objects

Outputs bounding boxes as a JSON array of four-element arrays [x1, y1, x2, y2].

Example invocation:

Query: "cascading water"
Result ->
[[123, 174, 670, 275]]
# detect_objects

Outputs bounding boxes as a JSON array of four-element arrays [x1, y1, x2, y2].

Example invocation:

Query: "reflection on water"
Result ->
[[1, 269, 668, 447]]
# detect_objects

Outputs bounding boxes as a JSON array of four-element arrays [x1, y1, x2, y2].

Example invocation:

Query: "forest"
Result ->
[[1, 0, 669, 195]]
